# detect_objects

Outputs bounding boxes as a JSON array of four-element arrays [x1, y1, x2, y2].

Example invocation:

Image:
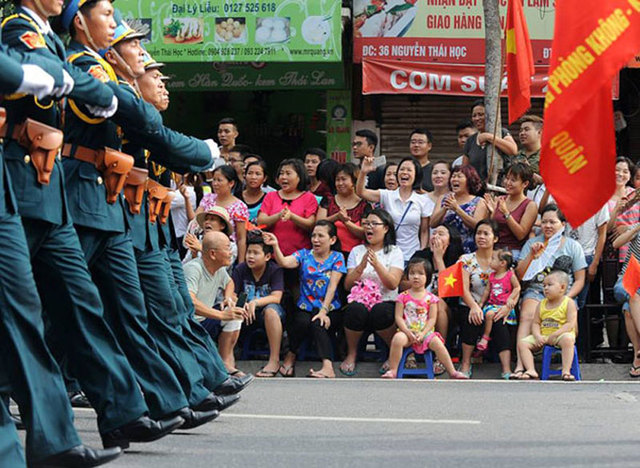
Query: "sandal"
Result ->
[[279, 364, 295, 378], [433, 360, 446, 376], [518, 371, 539, 380], [450, 371, 469, 380], [378, 360, 391, 375], [509, 369, 524, 380], [339, 361, 357, 377], [229, 369, 246, 378], [476, 335, 491, 353], [629, 365, 640, 378], [405, 354, 417, 369], [458, 365, 472, 378], [562, 373, 576, 381], [501, 372, 511, 380], [307, 369, 333, 379], [381, 370, 396, 379], [256, 367, 279, 378]]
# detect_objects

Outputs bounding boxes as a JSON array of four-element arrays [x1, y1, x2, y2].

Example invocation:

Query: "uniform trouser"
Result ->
[[0, 213, 80, 462], [135, 248, 212, 406], [165, 248, 228, 388], [73, 226, 188, 419], [0, 390, 25, 468], [22, 218, 148, 434]]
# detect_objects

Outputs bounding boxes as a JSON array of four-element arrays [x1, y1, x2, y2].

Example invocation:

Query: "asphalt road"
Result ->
[[21, 378, 640, 468]]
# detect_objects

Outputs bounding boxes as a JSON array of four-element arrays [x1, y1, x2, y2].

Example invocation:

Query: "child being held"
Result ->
[[382, 258, 468, 380], [476, 250, 521, 353], [517, 270, 578, 381]]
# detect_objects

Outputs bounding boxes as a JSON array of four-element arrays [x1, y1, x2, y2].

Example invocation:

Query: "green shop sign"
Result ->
[[162, 62, 344, 91], [117, 0, 342, 62]]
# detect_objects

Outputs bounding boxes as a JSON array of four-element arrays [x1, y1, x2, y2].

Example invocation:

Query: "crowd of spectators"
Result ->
[[168, 109, 640, 380]]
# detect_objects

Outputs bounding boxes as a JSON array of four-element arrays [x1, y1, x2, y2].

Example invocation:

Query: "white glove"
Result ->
[[16, 64, 55, 100], [204, 138, 221, 168], [87, 95, 118, 119], [51, 69, 75, 98]]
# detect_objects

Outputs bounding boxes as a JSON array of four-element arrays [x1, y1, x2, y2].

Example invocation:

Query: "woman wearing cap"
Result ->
[[195, 165, 249, 262], [183, 205, 237, 267]]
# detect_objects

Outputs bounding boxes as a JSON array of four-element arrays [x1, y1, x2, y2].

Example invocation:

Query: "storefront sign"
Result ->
[[163, 62, 345, 91], [362, 58, 549, 96], [117, 0, 342, 62], [353, 0, 555, 64], [362, 57, 619, 98], [326, 90, 352, 164]]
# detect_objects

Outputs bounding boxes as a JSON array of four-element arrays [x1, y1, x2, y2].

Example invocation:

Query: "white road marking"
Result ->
[[219, 413, 481, 425]]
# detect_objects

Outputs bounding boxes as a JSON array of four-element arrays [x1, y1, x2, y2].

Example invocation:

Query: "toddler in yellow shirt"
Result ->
[[517, 270, 578, 381]]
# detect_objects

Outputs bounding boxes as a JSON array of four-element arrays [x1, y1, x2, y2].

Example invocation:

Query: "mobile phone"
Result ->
[[236, 292, 247, 308], [373, 155, 387, 167]]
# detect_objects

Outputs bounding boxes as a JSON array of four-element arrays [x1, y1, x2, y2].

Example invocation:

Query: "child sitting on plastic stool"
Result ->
[[517, 270, 578, 380], [382, 258, 468, 380], [476, 250, 520, 353]]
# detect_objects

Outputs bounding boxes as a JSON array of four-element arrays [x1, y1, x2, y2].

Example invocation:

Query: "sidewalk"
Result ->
[[236, 360, 639, 381]]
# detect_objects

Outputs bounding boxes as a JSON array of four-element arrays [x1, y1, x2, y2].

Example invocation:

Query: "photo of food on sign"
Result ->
[[255, 17, 291, 44], [215, 17, 247, 43], [163, 18, 204, 44], [354, 0, 417, 38], [301, 15, 332, 45]]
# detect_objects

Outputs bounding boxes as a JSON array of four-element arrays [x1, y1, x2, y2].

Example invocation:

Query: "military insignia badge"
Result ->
[[88, 64, 110, 83], [20, 31, 45, 49]]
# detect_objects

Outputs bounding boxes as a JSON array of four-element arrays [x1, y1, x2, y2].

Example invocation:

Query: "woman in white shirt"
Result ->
[[357, 156, 433, 263], [339, 209, 404, 376]]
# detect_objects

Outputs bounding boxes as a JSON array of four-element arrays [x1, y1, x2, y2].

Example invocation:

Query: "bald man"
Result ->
[[183, 232, 245, 365]]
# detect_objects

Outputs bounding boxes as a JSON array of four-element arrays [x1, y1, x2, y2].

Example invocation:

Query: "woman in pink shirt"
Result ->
[[258, 159, 318, 255]]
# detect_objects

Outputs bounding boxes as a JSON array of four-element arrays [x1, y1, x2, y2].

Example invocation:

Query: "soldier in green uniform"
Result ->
[[59, 0, 248, 431], [138, 54, 256, 395], [102, 15, 241, 412], [0, 43, 121, 468], [1, 0, 206, 450]]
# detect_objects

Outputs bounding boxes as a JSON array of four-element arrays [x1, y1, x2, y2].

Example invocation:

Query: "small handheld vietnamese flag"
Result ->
[[438, 262, 464, 298], [623, 255, 640, 297]]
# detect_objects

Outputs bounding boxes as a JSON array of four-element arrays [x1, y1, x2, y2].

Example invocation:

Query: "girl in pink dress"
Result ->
[[476, 250, 521, 353], [382, 258, 468, 379]]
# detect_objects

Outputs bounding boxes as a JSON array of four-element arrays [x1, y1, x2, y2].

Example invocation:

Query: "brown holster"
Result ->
[[0, 118, 63, 185], [158, 191, 175, 225], [147, 179, 174, 224], [62, 144, 134, 204], [123, 167, 148, 215]]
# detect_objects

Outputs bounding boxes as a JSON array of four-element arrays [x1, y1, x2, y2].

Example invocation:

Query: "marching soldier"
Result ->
[[59, 0, 251, 435], [0, 42, 121, 468], [103, 15, 241, 411], [139, 55, 256, 396], [1, 0, 204, 451]]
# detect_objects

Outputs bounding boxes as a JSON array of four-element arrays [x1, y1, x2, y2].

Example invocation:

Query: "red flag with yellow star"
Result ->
[[438, 262, 464, 298], [506, 0, 535, 124]]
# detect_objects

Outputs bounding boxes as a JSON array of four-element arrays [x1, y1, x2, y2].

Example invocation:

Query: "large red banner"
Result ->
[[540, 0, 640, 227], [362, 58, 548, 97]]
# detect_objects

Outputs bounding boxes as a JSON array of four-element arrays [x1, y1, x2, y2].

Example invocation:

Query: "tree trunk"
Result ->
[[483, 0, 503, 185]]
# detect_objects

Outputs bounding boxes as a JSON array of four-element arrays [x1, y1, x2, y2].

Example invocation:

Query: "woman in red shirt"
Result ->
[[258, 159, 318, 255]]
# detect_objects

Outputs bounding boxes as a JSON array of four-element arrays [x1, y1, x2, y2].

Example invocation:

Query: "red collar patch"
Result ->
[[20, 31, 46, 49]]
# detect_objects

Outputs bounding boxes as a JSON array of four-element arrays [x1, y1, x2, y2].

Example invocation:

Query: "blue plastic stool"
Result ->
[[357, 333, 389, 362], [240, 328, 270, 360], [296, 336, 336, 361], [396, 348, 434, 379], [540, 345, 581, 381]]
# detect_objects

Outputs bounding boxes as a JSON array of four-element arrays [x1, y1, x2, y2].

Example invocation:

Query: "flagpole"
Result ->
[[487, 42, 506, 187]]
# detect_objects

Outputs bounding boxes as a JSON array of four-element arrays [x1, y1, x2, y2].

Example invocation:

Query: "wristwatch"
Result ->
[[504, 212, 511, 220]]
